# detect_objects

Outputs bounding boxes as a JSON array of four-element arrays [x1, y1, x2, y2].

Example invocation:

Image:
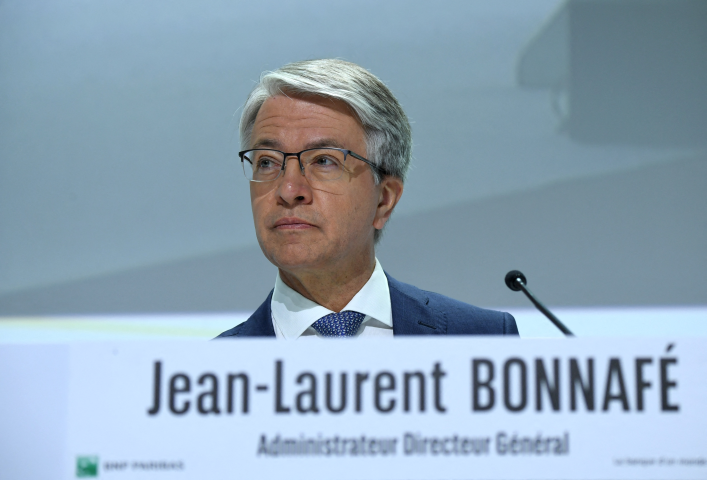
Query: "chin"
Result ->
[[261, 241, 328, 271]]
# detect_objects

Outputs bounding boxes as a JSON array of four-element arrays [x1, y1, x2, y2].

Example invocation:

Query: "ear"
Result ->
[[372, 176, 404, 230]]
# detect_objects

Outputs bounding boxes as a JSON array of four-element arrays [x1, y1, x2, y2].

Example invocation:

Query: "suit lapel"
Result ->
[[387, 274, 447, 336], [239, 290, 277, 337]]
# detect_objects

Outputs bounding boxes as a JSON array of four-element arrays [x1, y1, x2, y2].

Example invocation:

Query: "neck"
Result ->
[[278, 251, 376, 312]]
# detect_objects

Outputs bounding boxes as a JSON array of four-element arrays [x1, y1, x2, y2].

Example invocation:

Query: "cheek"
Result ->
[[331, 190, 378, 239], [250, 189, 270, 233]]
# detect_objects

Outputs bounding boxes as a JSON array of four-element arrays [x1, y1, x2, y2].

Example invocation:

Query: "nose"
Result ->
[[276, 156, 312, 206]]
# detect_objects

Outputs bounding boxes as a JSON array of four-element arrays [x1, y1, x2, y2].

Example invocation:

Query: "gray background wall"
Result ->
[[1, 0, 705, 315]]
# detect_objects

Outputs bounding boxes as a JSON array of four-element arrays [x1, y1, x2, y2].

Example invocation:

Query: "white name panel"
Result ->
[[17, 337, 707, 478]]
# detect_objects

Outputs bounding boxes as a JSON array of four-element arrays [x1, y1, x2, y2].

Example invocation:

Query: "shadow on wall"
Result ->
[[518, 0, 707, 147], [1, 155, 705, 315]]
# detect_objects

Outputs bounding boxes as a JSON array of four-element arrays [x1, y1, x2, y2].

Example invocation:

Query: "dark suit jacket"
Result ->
[[215, 273, 519, 338]]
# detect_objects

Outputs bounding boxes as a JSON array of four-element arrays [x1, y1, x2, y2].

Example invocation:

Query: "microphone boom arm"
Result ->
[[516, 281, 574, 336], [505, 270, 574, 337]]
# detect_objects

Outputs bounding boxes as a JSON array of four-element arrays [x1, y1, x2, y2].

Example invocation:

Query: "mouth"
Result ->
[[273, 217, 316, 230]]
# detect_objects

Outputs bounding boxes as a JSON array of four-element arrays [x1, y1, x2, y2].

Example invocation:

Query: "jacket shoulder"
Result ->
[[388, 276, 519, 336], [213, 290, 276, 339], [428, 290, 518, 335], [214, 322, 248, 338]]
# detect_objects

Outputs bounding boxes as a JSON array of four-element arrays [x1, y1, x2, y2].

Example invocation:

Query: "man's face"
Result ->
[[249, 94, 396, 276], [250, 95, 389, 273]]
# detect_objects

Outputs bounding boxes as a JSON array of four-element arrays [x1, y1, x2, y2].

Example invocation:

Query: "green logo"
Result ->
[[76, 456, 99, 477]]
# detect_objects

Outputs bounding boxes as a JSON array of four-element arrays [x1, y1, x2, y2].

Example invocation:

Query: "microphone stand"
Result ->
[[505, 270, 574, 337]]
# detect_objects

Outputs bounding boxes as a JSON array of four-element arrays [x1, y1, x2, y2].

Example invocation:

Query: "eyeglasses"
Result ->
[[239, 148, 385, 183]]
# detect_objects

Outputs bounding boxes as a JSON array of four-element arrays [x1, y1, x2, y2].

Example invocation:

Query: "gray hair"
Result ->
[[239, 59, 412, 184]]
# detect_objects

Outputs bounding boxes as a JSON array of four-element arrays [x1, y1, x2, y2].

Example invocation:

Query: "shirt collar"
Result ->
[[271, 258, 392, 340]]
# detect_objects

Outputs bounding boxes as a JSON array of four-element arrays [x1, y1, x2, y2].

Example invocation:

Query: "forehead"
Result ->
[[251, 94, 365, 149]]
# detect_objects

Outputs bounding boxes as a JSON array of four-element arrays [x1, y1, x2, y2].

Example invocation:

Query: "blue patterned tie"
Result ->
[[311, 311, 366, 337]]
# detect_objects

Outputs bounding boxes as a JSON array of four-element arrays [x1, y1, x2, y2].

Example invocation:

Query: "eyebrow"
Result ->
[[250, 138, 348, 151], [251, 138, 281, 149], [304, 138, 346, 150]]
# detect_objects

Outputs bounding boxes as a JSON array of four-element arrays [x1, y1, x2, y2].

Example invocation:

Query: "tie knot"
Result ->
[[311, 311, 366, 337]]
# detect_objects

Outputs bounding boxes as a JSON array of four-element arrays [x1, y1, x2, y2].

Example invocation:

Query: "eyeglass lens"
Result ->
[[242, 149, 347, 182]]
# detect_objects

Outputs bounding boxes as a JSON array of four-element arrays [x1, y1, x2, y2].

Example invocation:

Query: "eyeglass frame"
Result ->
[[238, 147, 387, 183]]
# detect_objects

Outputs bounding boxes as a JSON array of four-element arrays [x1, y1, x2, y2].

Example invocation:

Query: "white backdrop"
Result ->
[[1, 0, 705, 315]]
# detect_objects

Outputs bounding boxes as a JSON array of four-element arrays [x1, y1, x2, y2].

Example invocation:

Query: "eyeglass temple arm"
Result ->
[[348, 151, 386, 175]]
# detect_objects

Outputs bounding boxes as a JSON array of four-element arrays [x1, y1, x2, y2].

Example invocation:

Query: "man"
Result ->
[[217, 59, 518, 339]]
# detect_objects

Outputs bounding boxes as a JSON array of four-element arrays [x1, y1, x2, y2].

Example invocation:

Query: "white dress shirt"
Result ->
[[270, 258, 393, 339]]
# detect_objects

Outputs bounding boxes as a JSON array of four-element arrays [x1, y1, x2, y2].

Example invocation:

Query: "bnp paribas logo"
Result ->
[[76, 456, 99, 477]]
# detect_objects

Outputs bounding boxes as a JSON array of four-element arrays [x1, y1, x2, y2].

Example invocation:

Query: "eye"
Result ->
[[256, 156, 280, 170], [312, 155, 337, 167]]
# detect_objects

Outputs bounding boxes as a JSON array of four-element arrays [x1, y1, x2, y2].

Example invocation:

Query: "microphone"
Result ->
[[504, 270, 574, 337]]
